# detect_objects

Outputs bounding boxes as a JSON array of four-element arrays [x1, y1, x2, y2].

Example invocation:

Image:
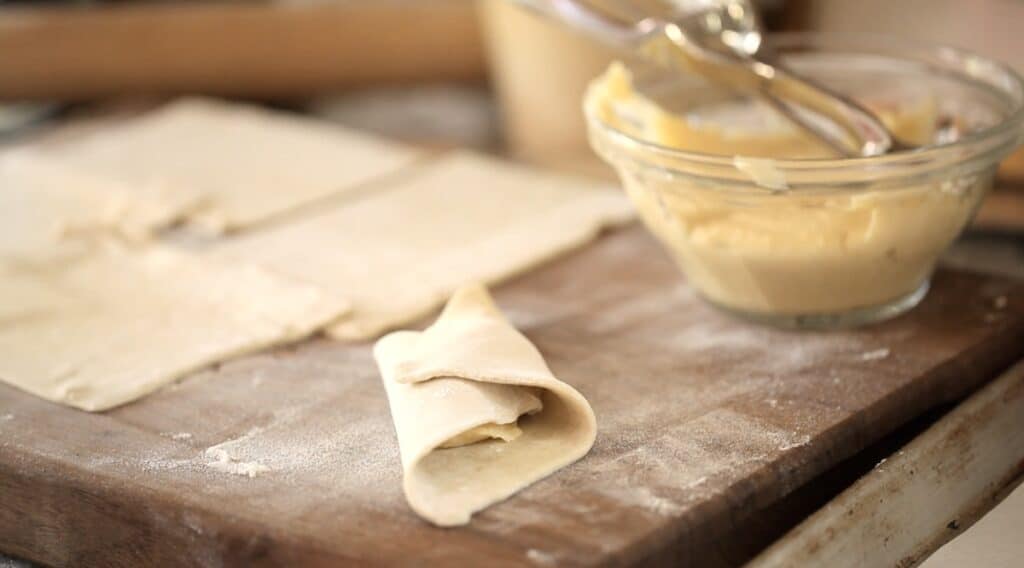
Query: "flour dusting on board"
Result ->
[[121, 396, 399, 501], [657, 317, 876, 377], [202, 425, 273, 477], [579, 285, 693, 334], [157, 383, 405, 506], [250, 371, 266, 387], [860, 348, 891, 361], [205, 447, 270, 478], [630, 486, 686, 516], [525, 548, 558, 566], [579, 409, 811, 518], [139, 457, 197, 473], [103, 384, 403, 510]]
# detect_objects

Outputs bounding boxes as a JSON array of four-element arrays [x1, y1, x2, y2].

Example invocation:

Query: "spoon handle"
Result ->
[[756, 53, 909, 156], [509, 0, 907, 157]]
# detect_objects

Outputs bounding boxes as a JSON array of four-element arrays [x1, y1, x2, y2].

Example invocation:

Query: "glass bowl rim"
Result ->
[[585, 31, 1024, 175]]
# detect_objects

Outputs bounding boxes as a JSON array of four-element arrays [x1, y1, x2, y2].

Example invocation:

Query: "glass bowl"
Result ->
[[585, 33, 1024, 329]]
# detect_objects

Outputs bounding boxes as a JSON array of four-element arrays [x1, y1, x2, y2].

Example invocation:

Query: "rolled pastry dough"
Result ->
[[0, 244, 349, 411], [374, 284, 596, 526], [212, 151, 634, 339], [30, 98, 420, 233]]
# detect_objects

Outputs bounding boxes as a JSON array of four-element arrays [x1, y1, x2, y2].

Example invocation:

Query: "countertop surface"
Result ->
[[3, 90, 1024, 567], [3, 226, 1024, 567]]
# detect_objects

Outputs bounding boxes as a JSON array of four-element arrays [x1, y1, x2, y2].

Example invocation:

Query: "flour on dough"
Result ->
[[211, 151, 634, 340], [374, 284, 597, 526], [0, 244, 350, 411], [29, 98, 421, 233]]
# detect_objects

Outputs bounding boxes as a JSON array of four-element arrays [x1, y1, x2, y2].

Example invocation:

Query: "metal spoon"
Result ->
[[511, 0, 911, 157]]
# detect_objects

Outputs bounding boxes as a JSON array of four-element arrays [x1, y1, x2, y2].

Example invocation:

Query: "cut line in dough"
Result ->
[[0, 150, 191, 261], [212, 151, 634, 340], [374, 284, 597, 526], [27, 97, 421, 234], [0, 243, 350, 411]]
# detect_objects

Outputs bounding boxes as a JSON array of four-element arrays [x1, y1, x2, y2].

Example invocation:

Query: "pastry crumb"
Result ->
[[204, 447, 270, 478], [526, 549, 557, 566], [860, 348, 891, 361]]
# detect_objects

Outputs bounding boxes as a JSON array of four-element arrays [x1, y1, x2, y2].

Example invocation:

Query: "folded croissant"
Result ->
[[374, 284, 596, 526]]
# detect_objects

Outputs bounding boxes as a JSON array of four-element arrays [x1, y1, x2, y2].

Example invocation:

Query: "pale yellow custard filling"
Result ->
[[586, 63, 985, 317]]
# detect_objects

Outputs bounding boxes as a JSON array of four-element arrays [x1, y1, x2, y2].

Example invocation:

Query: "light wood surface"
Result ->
[[1, 226, 1023, 567], [975, 185, 1024, 234], [921, 476, 1024, 567], [478, 0, 618, 166], [749, 359, 1024, 568], [0, 1, 484, 101]]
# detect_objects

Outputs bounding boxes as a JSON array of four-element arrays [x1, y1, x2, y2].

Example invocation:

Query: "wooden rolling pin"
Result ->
[[0, 0, 485, 101]]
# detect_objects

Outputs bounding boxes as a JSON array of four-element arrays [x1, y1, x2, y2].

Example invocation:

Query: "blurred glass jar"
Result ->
[[586, 33, 1024, 328], [477, 0, 787, 177], [478, 0, 619, 174]]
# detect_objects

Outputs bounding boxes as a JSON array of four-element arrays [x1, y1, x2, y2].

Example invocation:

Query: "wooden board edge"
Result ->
[[746, 358, 1024, 568]]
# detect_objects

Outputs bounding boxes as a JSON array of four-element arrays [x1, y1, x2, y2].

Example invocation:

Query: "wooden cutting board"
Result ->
[[2, 226, 1024, 567]]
